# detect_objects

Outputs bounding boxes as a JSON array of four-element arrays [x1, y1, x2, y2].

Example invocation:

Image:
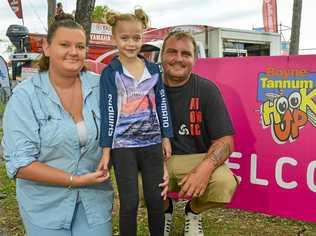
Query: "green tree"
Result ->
[[91, 5, 109, 23]]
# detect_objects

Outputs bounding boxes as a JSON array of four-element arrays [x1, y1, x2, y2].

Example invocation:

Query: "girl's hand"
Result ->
[[159, 161, 169, 200], [97, 154, 109, 171], [96, 153, 110, 178], [162, 138, 172, 160]]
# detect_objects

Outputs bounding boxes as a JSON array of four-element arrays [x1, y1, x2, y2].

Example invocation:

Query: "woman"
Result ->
[[2, 15, 113, 235]]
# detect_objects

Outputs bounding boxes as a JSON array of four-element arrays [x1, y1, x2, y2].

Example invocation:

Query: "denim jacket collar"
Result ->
[[32, 71, 99, 105]]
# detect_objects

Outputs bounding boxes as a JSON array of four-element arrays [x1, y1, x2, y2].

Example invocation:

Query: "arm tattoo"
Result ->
[[205, 140, 231, 168]]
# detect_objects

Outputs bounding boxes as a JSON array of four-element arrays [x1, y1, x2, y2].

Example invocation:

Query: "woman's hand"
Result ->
[[74, 170, 110, 187]]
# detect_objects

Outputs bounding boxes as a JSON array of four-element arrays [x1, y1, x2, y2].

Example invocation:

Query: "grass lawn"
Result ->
[[1, 164, 316, 236]]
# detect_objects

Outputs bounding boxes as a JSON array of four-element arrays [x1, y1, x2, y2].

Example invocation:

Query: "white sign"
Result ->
[[90, 23, 112, 45], [91, 23, 112, 35]]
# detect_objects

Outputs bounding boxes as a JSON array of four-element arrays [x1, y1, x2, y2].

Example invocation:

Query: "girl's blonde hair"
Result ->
[[106, 8, 149, 34]]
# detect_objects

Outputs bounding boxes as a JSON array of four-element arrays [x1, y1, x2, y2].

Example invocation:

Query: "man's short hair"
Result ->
[[161, 30, 197, 57]]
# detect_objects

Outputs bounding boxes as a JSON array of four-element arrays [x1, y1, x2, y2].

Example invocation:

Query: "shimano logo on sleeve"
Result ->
[[160, 89, 169, 128], [108, 94, 115, 136]]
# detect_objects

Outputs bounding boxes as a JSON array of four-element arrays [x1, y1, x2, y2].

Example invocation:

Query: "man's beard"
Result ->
[[164, 73, 191, 86]]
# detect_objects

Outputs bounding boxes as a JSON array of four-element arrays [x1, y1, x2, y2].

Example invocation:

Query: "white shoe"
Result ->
[[184, 212, 204, 236], [164, 212, 173, 236]]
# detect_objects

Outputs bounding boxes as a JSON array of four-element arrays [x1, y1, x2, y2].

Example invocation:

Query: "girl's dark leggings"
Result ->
[[111, 143, 164, 236]]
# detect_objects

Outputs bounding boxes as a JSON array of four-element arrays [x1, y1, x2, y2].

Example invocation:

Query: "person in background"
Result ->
[[97, 8, 173, 236], [161, 31, 239, 236], [2, 15, 113, 236], [55, 2, 64, 17]]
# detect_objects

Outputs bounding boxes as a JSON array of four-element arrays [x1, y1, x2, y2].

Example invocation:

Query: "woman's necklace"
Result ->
[[51, 77, 77, 120], [67, 81, 76, 120]]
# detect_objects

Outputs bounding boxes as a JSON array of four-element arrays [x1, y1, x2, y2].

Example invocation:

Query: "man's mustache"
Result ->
[[170, 62, 186, 67]]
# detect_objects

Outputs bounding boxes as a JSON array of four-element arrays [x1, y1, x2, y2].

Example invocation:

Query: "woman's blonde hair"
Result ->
[[106, 8, 149, 34]]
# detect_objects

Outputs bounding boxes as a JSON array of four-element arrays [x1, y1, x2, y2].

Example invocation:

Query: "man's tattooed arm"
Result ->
[[204, 136, 233, 168]]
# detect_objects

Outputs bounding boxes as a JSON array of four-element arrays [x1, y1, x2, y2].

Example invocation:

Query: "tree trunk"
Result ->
[[75, 0, 96, 44], [47, 0, 56, 28], [289, 0, 302, 55]]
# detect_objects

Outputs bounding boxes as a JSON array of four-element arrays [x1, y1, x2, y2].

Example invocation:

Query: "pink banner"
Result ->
[[193, 55, 316, 223]]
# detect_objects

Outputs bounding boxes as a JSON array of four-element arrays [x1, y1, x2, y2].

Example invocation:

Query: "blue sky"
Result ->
[[1, 0, 315, 60]]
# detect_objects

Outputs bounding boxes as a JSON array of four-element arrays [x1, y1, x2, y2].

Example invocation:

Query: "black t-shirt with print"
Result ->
[[165, 73, 234, 155]]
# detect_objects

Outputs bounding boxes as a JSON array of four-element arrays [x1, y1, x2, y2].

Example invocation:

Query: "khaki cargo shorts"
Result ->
[[167, 153, 238, 204]]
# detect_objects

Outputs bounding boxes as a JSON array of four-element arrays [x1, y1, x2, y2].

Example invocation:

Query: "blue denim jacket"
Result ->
[[2, 71, 113, 229]]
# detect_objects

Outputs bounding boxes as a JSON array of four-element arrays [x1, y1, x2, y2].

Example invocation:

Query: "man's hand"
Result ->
[[162, 138, 172, 160], [178, 135, 233, 198], [178, 159, 215, 198]]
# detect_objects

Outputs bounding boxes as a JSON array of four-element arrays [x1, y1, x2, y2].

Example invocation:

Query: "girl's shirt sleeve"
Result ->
[[99, 68, 117, 147], [154, 71, 174, 138]]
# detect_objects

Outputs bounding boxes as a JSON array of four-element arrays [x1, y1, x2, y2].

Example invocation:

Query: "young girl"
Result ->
[[97, 8, 173, 236]]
